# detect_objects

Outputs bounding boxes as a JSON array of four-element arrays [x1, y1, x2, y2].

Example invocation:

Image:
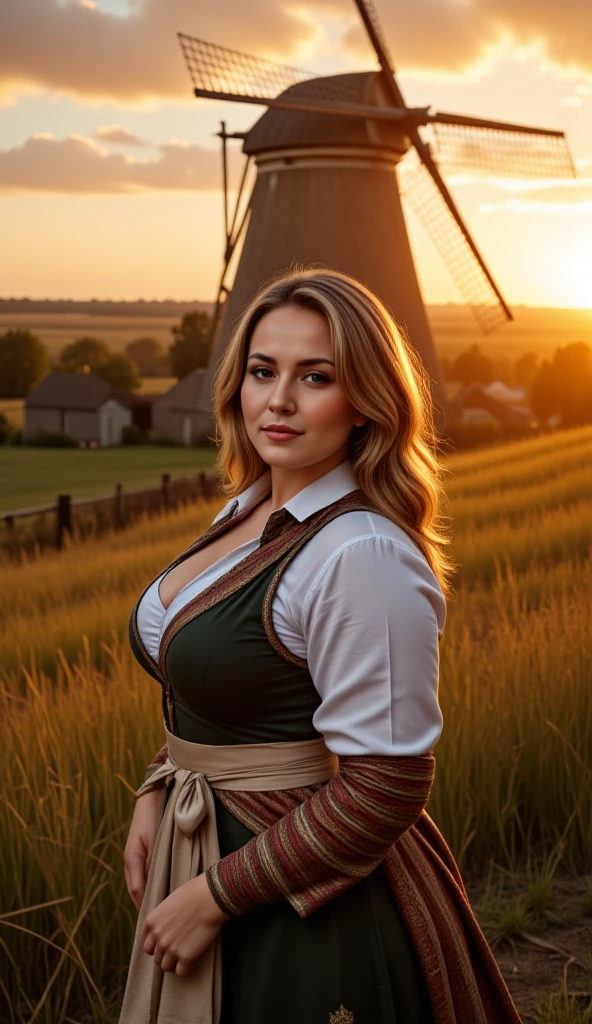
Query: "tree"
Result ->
[[98, 353, 141, 391], [552, 342, 592, 426], [492, 356, 512, 385], [57, 336, 110, 374], [529, 358, 557, 423], [451, 344, 495, 386], [513, 351, 539, 389], [529, 342, 592, 426], [56, 336, 140, 391], [0, 329, 49, 398], [168, 311, 212, 379], [125, 337, 167, 377]]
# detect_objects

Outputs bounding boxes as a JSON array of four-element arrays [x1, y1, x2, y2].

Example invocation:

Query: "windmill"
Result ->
[[176, 0, 575, 434]]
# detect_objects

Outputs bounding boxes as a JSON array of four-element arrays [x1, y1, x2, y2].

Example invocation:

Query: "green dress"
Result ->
[[129, 504, 435, 1024]]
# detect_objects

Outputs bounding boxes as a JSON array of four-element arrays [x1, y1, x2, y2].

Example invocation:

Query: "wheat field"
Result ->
[[1, 425, 591, 1022]]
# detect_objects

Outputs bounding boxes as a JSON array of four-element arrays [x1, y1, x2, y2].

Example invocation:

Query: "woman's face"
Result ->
[[240, 304, 367, 471]]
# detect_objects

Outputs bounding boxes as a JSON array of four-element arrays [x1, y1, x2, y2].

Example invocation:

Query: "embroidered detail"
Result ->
[[261, 497, 382, 669], [329, 1006, 354, 1023]]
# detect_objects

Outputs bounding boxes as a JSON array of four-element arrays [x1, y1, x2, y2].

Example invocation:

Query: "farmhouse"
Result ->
[[24, 371, 152, 446], [151, 368, 213, 445], [449, 381, 537, 429]]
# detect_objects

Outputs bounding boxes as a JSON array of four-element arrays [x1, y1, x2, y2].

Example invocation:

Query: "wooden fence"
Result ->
[[1, 470, 221, 557]]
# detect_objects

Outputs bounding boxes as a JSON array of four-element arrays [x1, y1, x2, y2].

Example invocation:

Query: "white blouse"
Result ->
[[136, 460, 446, 757]]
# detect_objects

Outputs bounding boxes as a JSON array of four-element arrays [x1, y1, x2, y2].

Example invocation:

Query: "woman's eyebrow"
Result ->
[[247, 352, 335, 367]]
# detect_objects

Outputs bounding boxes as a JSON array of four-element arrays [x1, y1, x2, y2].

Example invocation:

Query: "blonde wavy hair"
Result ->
[[211, 267, 455, 598]]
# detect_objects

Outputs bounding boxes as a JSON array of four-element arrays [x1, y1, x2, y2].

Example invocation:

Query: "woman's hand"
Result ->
[[142, 872, 230, 976], [124, 786, 167, 911]]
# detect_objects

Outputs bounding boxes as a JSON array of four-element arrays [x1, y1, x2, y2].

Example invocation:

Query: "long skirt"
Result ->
[[214, 796, 434, 1024]]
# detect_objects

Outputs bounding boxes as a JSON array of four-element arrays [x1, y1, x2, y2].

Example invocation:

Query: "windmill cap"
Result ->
[[243, 71, 409, 157]]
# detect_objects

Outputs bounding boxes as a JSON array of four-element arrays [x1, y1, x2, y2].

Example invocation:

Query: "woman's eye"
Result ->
[[249, 367, 328, 384]]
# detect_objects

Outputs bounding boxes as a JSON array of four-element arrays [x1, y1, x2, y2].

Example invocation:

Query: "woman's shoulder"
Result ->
[[274, 506, 446, 636], [307, 506, 426, 564]]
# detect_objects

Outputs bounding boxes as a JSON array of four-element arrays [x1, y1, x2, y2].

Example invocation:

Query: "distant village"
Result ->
[[1, 302, 592, 451]]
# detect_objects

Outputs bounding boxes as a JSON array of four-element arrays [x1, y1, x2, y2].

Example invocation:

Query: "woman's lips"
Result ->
[[263, 428, 302, 441]]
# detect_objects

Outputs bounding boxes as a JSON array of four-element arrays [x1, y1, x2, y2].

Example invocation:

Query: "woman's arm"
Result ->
[[140, 742, 169, 791], [207, 751, 434, 917]]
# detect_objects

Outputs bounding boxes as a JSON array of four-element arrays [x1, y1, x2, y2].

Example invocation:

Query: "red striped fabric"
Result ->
[[205, 756, 522, 1024]]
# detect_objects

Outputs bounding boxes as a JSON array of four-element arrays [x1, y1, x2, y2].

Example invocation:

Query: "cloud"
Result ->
[[559, 95, 583, 107], [480, 196, 592, 213], [0, 0, 591, 106], [441, 163, 592, 211], [94, 124, 147, 145], [0, 133, 241, 193], [0, 0, 318, 105], [337, 0, 592, 80]]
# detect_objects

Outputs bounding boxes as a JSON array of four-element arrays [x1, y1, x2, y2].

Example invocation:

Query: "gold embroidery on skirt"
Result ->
[[329, 1006, 354, 1024]]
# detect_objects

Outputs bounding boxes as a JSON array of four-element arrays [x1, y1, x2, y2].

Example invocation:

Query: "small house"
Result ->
[[449, 383, 537, 429], [151, 368, 214, 445], [24, 371, 147, 446]]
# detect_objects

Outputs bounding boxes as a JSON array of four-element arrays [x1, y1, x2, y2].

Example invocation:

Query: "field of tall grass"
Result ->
[[1, 425, 591, 1022]]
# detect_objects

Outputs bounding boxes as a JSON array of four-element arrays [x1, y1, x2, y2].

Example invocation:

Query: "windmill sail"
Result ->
[[178, 33, 367, 107], [398, 152, 510, 334], [424, 119, 576, 179]]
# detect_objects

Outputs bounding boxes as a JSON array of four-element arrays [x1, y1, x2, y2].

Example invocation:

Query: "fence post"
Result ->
[[114, 483, 123, 529], [56, 494, 72, 549], [161, 473, 170, 511]]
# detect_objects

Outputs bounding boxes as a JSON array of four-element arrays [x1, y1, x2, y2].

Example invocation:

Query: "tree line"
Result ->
[[0, 311, 213, 398], [2, 320, 592, 430]]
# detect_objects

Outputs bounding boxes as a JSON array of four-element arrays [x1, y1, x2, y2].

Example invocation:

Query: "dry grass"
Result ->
[[1, 426, 592, 1021]]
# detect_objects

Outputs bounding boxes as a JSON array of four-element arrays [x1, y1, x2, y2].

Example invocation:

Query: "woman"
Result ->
[[119, 269, 521, 1023]]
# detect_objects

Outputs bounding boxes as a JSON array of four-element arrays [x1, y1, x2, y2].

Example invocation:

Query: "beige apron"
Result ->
[[118, 728, 338, 1024]]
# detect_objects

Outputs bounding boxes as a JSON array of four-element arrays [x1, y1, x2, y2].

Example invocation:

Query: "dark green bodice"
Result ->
[[163, 558, 320, 745], [129, 554, 321, 746]]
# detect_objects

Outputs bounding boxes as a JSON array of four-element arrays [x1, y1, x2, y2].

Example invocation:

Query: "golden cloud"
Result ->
[[0, 133, 241, 192], [0, 0, 591, 106]]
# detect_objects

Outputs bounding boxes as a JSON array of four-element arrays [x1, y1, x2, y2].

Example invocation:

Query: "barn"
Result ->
[[24, 371, 139, 446], [449, 382, 537, 429], [150, 368, 212, 446]]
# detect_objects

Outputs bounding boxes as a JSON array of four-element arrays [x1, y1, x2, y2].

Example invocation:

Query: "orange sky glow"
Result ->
[[0, 0, 590, 309]]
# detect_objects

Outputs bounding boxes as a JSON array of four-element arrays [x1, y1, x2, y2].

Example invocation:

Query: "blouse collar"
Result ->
[[214, 460, 359, 525]]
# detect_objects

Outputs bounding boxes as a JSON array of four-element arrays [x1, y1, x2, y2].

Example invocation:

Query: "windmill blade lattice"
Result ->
[[424, 121, 576, 179], [398, 153, 510, 335], [178, 33, 364, 106], [352, 0, 396, 75]]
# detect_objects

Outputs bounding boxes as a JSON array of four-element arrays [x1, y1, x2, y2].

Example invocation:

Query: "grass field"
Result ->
[[1, 426, 591, 1021], [0, 445, 217, 511]]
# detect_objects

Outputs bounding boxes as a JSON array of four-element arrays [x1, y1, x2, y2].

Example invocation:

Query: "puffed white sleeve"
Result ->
[[301, 535, 446, 757]]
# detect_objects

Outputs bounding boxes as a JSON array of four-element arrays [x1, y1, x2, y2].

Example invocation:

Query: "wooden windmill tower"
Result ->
[[177, 0, 575, 433]]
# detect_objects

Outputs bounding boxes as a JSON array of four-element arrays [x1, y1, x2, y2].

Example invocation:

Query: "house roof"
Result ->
[[483, 381, 527, 404], [152, 368, 208, 413], [449, 383, 536, 426], [25, 371, 145, 411]]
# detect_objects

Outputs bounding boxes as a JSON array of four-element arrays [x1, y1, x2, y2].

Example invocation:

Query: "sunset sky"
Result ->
[[1, 0, 591, 308]]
